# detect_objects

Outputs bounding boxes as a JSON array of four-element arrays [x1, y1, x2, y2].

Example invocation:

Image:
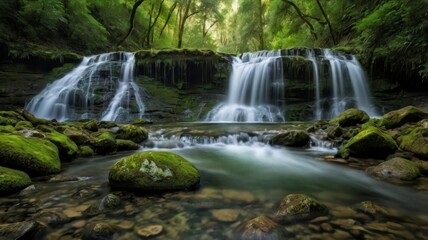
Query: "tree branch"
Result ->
[[283, 0, 318, 40], [316, 0, 336, 45], [117, 0, 145, 47]]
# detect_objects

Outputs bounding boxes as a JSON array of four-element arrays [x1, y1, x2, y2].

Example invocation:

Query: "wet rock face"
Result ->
[[366, 157, 420, 181], [274, 194, 328, 223], [109, 151, 200, 191], [236, 216, 285, 240]]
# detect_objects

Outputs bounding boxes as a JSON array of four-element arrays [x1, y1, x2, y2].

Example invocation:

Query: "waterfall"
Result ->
[[205, 50, 285, 122], [26, 52, 144, 122]]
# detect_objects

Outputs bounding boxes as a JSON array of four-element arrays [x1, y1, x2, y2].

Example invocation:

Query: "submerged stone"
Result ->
[[109, 151, 200, 191], [0, 221, 46, 239], [337, 126, 398, 159], [274, 194, 328, 223], [82, 222, 115, 240], [379, 106, 428, 129], [0, 166, 31, 195], [270, 130, 310, 147], [236, 216, 284, 240], [0, 133, 61, 176], [366, 157, 420, 181], [330, 108, 369, 127]]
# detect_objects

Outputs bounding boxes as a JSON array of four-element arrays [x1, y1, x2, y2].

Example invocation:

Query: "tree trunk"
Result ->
[[116, 0, 145, 47], [316, 0, 336, 45]]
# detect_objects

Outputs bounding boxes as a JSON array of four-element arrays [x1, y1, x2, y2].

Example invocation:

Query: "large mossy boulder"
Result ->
[[42, 128, 78, 161], [0, 166, 31, 195], [379, 106, 428, 129], [235, 216, 284, 240], [109, 151, 200, 191], [397, 120, 428, 159], [116, 124, 148, 143], [330, 108, 370, 127], [62, 127, 95, 146], [274, 194, 328, 223], [337, 126, 398, 159], [366, 157, 420, 181], [93, 131, 117, 155], [0, 111, 25, 126], [0, 133, 61, 176], [116, 139, 140, 151], [270, 130, 309, 147]]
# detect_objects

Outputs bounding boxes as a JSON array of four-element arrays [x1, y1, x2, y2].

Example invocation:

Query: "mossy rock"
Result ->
[[0, 133, 60, 176], [99, 121, 118, 129], [0, 166, 31, 195], [82, 120, 99, 132], [366, 157, 420, 181], [270, 130, 309, 147], [15, 121, 33, 130], [45, 129, 79, 161], [0, 116, 18, 126], [78, 146, 95, 158], [116, 139, 140, 151], [0, 125, 15, 133], [0, 111, 25, 121], [397, 121, 428, 159], [63, 127, 95, 146], [109, 151, 200, 191], [19, 109, 53, 127], [274, 194, 328, 223], [116, 124, 148, 143], [93, 131, 117, 155], [330, 108, 370, 127], [379, 106, 428, 129], [337, 126, 398, 159], [131, 118, 152, 126]]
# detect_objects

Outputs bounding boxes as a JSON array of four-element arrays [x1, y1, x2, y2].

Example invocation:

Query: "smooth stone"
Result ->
[[320, 223, 334, 232], [211, 209, 240, 222], [0, 221, 45, 239], [32, 209, 69, 227], [72, 220, 87, 228], [330, 219, 356, 229], [236, 216, 285, 240], [117, 220, 135, 230], [221, 189, 256, 203], [82, 222, 115, 240], [330, 206, 358, 218], [274, 194, 328, 223], [136, 225, 163, 238]]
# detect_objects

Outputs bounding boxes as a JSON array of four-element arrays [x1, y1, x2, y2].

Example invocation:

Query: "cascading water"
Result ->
[[26, 52, 144, 122], [205, 50, 285, 122]]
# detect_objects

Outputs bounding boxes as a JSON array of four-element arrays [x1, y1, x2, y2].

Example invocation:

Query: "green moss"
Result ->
[[379, 106, 428, 129], [109, 151, 200, 191], [0, 125, 15, 133], [0, 166, 31, 195], [116, 124, 148, 143], [63, 127, 95, 146], [78, 146, 95, 158], [116, 139, 140, 151], [330, 108, 370, 127], [15, 121, 33, 130], [0, 116, 18, 126], [338, 126, 398, 159], [82, 120, 99, 132], [94, 131, 117, 155], [398, 122, 428, 158], [45, 129, 78, 161], [0, 111, 25, 121], [0, 133, 61, 176]]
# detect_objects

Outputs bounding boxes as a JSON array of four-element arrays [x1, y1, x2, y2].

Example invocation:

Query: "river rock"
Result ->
[[136, 225, 163, 238], [0, 166, 31, 195], [270, 130, 310, 147], [357, 201, 388, 217], [211, 209, 240, 222], [379, 106, 428, 129], [0, 221, 46, 239], [337, 126, 397, 159], [15, 121, 33, 130], [116, 139, 140, 151], [330, 108, 369, 127], [274, 194, 328, 223], [0, 133, 61, 176], [63, 127, 94, 146], [109, 151, 200, 191], [116, 124, 148, 143], [397, 120, 428, 159], [366, 157, 420, 181], [41, 127, 78, 161], [236, 216, 284, 240], [78, 145, 95, 158], [99, 193, 121, 210], [93, 131, 117, 155], [82, 222, 115, 240], [32, 209, 70, 227], [82, 119, 99, 132]]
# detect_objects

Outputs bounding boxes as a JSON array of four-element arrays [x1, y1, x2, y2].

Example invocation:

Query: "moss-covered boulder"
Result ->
[[0, 166, 31, 195], [15, 121, 33, 130], [270, 130, 309, 147], [398, 121, 428, 159], [274, 194, 328, 223], [0, 133, 60, 176], [43, 128, 78, 161], [93, 131, 117, 155], [235, 216, 284, 240], [379, 106, 428, 129], [116, 124, 148, 143], [116, 139, 140, 151], [19, 109, 53, 126], [109, 151, 200, 191], [337, 127, 398, 159], [366, 157, 420, 181], [0, 125, 15, 133], [330, 108, 370, 127], [78, 146, 95, 158], [63, 127, 94, 146], [82, 119, 99, 132], [0, 111, 25, 126]]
